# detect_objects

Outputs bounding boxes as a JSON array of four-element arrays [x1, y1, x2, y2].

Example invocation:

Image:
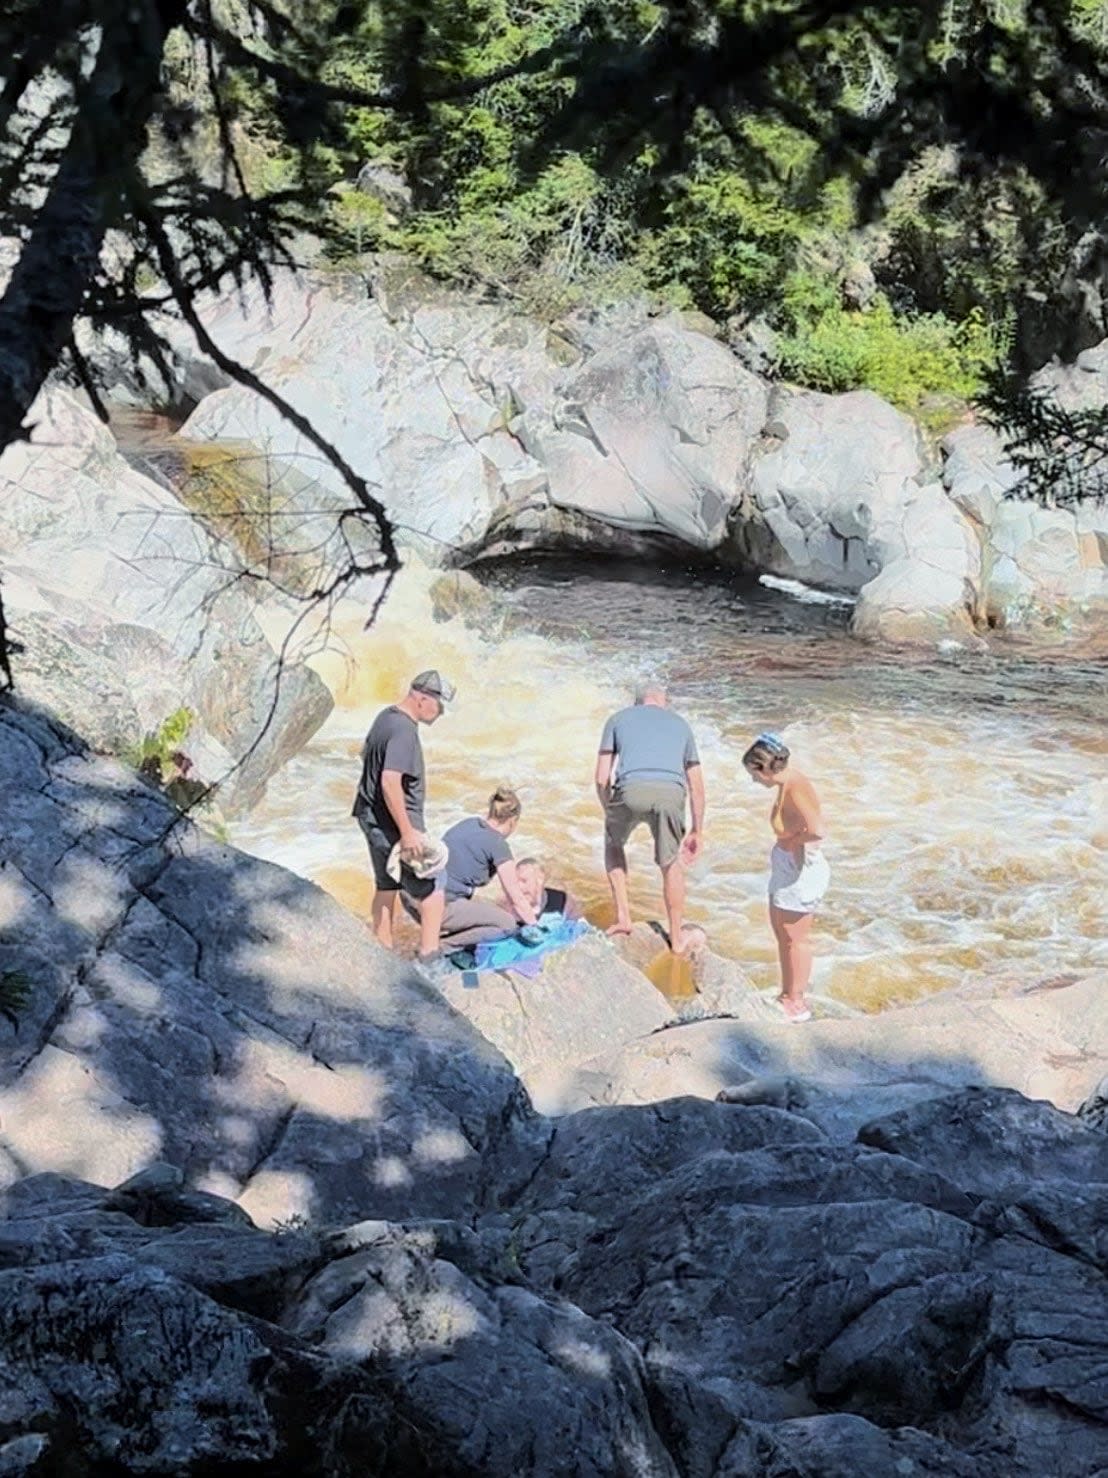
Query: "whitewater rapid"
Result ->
[[233, 560, 1108, 1010]]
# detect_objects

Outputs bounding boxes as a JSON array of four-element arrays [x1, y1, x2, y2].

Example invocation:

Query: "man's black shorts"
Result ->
[[357, 816, 436, 899]]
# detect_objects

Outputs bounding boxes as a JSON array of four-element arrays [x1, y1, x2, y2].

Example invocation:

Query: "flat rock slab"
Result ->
[[429, 933, 674, 1079], [529, 968, 1108, 1128]]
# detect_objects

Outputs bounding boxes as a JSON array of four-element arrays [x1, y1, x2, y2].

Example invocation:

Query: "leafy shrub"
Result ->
[[128, 706, 193, 775], [777, 294, 1001, 419], [126, 708, 208, 810], [0, 970, 31, 1029]]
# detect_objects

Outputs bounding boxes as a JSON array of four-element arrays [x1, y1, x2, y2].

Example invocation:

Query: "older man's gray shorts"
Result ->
[[605, 780, 687, 867]]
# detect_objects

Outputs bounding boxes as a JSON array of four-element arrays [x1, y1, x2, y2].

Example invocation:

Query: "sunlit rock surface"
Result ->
[[65, 264, 1108, 650], [0, 388, 330, 809]]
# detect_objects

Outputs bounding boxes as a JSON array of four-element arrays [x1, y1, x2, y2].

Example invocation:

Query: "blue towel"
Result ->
[[473, 913, 589, 976]]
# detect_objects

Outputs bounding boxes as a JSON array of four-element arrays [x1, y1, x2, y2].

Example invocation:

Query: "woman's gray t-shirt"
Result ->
[[443, 816, 511, 901]]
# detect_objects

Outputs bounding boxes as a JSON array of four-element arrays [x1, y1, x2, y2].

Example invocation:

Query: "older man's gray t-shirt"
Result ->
[[599, 705, 700, 789], [352, 706, 425, 838], [442, 816, 512, 901]]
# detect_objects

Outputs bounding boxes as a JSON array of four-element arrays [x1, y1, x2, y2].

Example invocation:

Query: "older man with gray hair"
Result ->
[[595, 680, 705, 952]]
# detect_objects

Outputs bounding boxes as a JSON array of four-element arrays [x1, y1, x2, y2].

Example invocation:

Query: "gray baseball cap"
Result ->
[[411, 669, 456, 704]]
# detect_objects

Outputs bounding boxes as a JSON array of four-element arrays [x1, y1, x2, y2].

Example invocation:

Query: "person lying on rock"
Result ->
[[352, 669, 454, 961], [401, 786, 539, 953], [595, 680, 705, 953], [515, 858, 585, 922], [742, 732, 829, 1023]]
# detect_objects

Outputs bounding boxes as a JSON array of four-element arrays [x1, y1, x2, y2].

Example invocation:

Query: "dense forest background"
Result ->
[[187, 0, 1108, 427], [3, 0, 1108, 580]]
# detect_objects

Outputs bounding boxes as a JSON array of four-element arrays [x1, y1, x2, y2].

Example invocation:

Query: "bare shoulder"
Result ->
[[789, 769, 821, 805]]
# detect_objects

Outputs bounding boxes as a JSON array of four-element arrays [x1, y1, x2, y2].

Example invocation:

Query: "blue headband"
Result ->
[[754, 731, 788, 756]]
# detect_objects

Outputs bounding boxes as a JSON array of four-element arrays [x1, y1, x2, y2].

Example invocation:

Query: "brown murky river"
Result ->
[[231, 557, 1108, 1011]]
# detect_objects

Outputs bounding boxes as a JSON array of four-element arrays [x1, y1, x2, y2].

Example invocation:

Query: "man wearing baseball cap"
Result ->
[[352, 670, 456, 958]]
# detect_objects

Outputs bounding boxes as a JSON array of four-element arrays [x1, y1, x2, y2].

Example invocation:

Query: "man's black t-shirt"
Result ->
[[352, 706, 425, 840]]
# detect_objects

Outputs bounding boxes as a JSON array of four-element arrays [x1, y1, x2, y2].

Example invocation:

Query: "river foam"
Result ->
[[235, 560, 1108, 1011]]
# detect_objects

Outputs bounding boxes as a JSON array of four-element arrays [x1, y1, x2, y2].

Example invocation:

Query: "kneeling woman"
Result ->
[[409, 786, 539, 951], [743, 733, 830, 1023]]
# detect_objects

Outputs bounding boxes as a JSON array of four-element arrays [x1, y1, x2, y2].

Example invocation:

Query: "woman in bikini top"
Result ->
[[743, 732, 829, 1023]]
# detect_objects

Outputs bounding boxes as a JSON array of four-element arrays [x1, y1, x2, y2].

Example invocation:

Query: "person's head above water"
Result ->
[[515, 856, 545, 907], [743, 732, 790, 785], [634, 679, 668, 707], [486, 785, 523, 834]]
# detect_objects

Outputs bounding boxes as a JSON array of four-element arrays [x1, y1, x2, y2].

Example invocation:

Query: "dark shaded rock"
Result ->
[[287, 1222, 678, 1478], [857, 1086, 1108, 1198], [717, 1412, 1001, 1478], [0, 1255, 280, 1470], [0, 1360, 56, 1444], [1078, 1071, 1108, 1133], [975, 1181, 1108, 1273], [0, 704, 530, 1229], [814, 1272, 995, 1423], [132, 1223, 324, 1321], [107, 1160, 255, 1227], [0, 1209, 153, 1270], [501, 1093, 1108, 1478], [815, 1268, 1108, 1475]]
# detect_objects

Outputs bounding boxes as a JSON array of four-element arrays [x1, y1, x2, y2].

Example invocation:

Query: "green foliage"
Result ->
[[778, 295, 1001, 420], [271, 1211, 315, 1237], [128, 706, 194, 776], [637, 169, 809, 319], [0, 970, 31, 1029], [174, 0, 1108, 413], [125, 708, 209, 811], [983, 380, 1108, 507]]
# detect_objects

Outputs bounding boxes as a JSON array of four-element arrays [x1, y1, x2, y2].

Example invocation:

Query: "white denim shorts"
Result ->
[[769, 843, 830, 914]]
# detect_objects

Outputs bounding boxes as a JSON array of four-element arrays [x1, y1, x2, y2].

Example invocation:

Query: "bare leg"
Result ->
[[604, 840, 633, 936], [769, 905, 788, 991], [417, 888, 446, 958], [371, 890, 399, 949], [770, 904, 814, 1017], [662, 858, 687, 953]]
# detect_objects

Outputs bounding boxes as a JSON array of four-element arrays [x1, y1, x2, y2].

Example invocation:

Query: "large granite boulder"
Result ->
[[736, 387, 923, 588], [851, 555, 978, 645], [0, 702, 528, 1228], [82, 266, 1108, 645], [510, 315, 769, 553], [734, 387, 981, 641], [0, 1167, 679, 1477], [288, 1218, 677, 1477], [1032, 336, 1108, 412], [941, 422, 1023, 527], [0, 389, 330, 810], [983, 496, 1108, 628], [181, 275, 549, 562], [146, 272, 771, 564], [531, 968, 1108, 1129], [428, 933, 674, 1083], [947, 367, 1108, 630]]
